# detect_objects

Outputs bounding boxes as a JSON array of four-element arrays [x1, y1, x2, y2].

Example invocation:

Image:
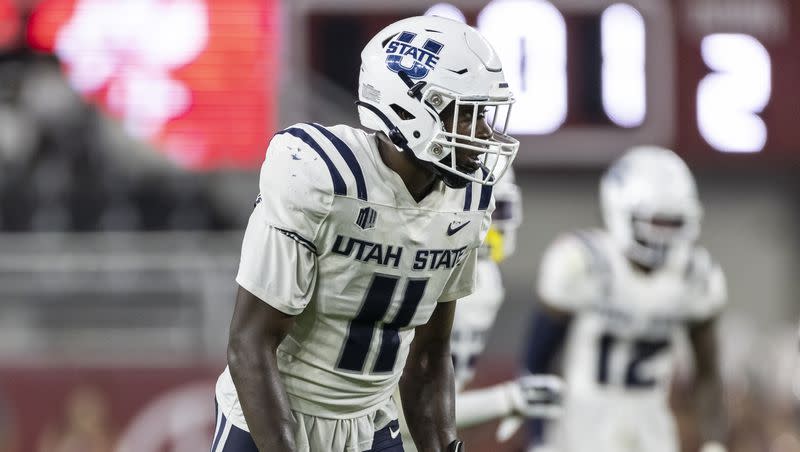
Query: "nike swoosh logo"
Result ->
[[447, 221, 471, 236], [389, 426, 400, 439]]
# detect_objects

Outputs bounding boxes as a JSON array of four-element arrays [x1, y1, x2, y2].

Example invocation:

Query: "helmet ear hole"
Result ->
[[390, 104, 416, 120], [413, 131, 421, 138]]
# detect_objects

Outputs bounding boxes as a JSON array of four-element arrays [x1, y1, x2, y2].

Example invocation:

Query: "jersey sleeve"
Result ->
[[438, 248, 478, 302], [235, 130, 334, 315], [684, 248, 728, 321], [536, 234, 600, 312]]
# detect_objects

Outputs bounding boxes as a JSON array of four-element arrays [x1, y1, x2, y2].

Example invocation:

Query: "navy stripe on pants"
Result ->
[[365, 419, 405, 452], [211, 403, 404, 451], [211, 401, 258, 452]]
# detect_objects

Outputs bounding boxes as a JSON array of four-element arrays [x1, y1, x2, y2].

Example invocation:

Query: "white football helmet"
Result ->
[[357, 15, 519, 187], [600, 146, 702, 267]]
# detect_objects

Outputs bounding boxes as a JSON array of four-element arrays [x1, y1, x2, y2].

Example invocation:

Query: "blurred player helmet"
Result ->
[[600, 146, 702, 267], [357, 15, 519, 187], [487, 168, 522, 261]]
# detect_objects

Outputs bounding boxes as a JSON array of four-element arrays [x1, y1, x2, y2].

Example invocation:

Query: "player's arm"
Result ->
[[688, 316, 728, 452], [525, 303, 572, 375], [525, 233, 592, 383], [525, 234, 596, 446], [455, 373, 563, 428], [401, 299, 460, 451], [522, 303, 572, 447], [448, 301, 568, 430], [686, 257, 728, 452], [228, 286, 297, 451], [526, 233, 595, 377], [225, 127, 330, 451]]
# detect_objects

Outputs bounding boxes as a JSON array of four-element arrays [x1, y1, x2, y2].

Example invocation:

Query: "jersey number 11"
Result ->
[[336, 275, 429, 374]]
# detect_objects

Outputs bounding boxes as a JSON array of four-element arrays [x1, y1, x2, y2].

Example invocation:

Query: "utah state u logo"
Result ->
[[385, 31, 444, 79]]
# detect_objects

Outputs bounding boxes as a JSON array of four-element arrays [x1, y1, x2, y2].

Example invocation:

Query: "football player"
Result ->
[[450, 169, 562, 432], [213, 16, 519, 452], [524, 146, 728, 452], [398, 169, 563, 452]]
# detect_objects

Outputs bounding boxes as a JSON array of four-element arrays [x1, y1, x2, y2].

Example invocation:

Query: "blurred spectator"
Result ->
[[0, 3, 237, 232], [36, 386, 114, 452]]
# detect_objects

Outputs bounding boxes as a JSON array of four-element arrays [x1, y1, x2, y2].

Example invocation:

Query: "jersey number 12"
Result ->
[[596, 333, 670, 388]]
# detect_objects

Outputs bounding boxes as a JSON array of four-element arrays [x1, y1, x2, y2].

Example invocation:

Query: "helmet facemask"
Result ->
[[626, 209, 701, 268], [424, 89, 518, 187]]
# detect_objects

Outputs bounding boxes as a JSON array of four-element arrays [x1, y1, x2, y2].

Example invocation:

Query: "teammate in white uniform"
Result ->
[[524, 147, 729, 452], [450, 170, 562, 432], [398, 170, 563, 452], [213, 16, 520, 452]]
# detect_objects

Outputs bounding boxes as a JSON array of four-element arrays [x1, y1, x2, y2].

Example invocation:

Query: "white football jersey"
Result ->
[[216, 123, 493, 426], [537, 228, 726, 451], [539, 229, 726, 398]]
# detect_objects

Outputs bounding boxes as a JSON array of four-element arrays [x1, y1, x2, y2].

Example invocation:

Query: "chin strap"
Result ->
[[355, 100, 410, 151], [357, 99, 469, 188]]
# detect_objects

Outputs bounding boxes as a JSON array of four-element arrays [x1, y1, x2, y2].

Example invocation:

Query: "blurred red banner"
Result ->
[[25, 0, 279, 170]]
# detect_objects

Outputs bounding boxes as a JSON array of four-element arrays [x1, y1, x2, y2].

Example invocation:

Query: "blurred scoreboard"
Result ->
[[17, 0, 280, 170], [308, 0, 799, 167]]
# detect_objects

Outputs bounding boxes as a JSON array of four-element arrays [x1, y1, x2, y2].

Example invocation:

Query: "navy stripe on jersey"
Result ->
[[337, 275, 399, 372], [463, 182, 473, 211], [308, 123, 369, 201], [274, 227, 318, 255], [276, 127, 347, 196], [372, 278, 427, 373], [478, 167, 494, 210], [211, 402, 227, 452]]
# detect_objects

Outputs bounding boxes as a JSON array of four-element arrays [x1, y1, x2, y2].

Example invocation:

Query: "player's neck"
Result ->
[[375, 134, 438, 203]]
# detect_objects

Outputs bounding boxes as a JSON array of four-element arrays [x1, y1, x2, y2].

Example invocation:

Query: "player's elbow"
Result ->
[[405, 339, 451, 381], [226, 334, 250, 372], [227, 329, 268, 372], [421, 336, 452, 363]]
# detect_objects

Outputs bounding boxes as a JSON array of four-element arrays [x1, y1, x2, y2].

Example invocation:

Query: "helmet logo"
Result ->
[[385, 31, 444, 79]]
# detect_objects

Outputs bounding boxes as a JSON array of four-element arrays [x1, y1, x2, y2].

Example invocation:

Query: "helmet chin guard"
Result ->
[[357, 15, 519, 186]]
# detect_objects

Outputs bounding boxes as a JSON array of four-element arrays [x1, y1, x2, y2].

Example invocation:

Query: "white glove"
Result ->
[[700, 442, 728, 452], [503, 374, 564, 419]]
